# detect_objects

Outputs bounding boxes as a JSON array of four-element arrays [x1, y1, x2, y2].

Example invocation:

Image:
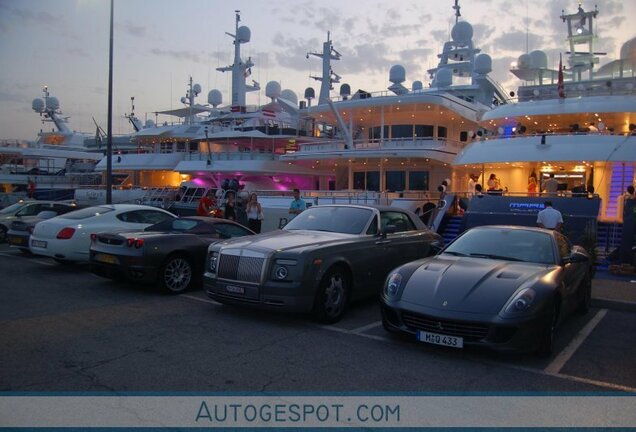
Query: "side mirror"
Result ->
[[563, 251, 588, 265], [381, 224, 397, 238]]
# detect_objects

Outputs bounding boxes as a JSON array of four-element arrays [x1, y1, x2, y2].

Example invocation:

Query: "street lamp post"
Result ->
[[106, 0, 114, 204]]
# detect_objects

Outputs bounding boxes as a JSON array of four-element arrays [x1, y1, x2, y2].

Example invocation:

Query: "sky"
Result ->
[[0, 0, 634, 140]]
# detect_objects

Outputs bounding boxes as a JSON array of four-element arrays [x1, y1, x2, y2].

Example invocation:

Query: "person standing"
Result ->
[[537, 201, 563, 231], [246, 192, 263, 233], [467, 174, 477, 197], [543, 173, 559, 195], [197, 190, 215, 216], [527, 176, 538, 196], [224, 191, 236, 221], [487, 173, 501, 191], [289, 188, 306, 217]]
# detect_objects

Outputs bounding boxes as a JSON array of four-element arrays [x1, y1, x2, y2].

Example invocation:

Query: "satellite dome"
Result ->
[[237, 26, 251, 43], [208, 89, 222, 106], [32, 98, 45, 112], [145, 119, 155, 128], [45, 96, 59, 111], [517, 53, 532, 69], [281, 89, 298, 105], [339, 84, 351, 97], [474, 53, 492, 74], [412, 81, 423, 91], [180, 96, 187, 104], [529, 50, 547, 69], [265, 81, 281, 99], [389, 65, 406, 84], [451, 21, 473, 44], [620, 37, 636, 60], [304, 87, 315, 100], [193, 83, 202, 95], [435, 68, 452, 87]]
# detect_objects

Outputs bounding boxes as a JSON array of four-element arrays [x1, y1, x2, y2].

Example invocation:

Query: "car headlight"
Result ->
[[505, 288, 536, 313], [209, 252, 219, 273], [274, 266, 288, 280], [385, 273, 403, 298]]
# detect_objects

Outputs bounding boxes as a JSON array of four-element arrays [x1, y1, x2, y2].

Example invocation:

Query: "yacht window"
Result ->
[[386, 171, 406, 192], [414, 125, 434, 138], [409, 171, 429, 191], [437, 126, 447, 139]]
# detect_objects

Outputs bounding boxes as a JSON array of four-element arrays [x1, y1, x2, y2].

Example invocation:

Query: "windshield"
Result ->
[[284, 206, 373, 234], [60, 206, 115, 220], [444, 227, 555, 264], [0, 202, 27, 214], [145, 218, 198, 232]]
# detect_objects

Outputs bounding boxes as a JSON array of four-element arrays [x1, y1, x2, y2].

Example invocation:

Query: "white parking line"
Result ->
[[179, 294, 222, 306], [351, 320, 382, 333], [0, 251, 55, 266], [544, 309, 608, 375]]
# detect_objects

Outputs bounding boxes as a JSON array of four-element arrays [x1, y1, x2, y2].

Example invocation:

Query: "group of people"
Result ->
[[197, 187, 308, 234]]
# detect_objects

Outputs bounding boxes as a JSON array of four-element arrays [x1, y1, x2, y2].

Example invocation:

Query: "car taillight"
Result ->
[[56, 227, 76, 239], [126, 238, 144, 248]]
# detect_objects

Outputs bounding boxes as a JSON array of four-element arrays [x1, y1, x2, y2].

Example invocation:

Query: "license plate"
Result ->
[[31, 240, 47, 248], [225, 285, 245, 295], [8, 236, 24, 245], [417, 330, 463, 348], [94, 253, 119, 265]]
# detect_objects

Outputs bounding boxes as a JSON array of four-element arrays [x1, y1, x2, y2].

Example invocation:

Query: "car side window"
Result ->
[[117, 211, 142, 223], [137, 210, 174, 225], [380, 211, 416, 233], [555, 233, 571, 259], [366, 215, 379, 235], [214, 223, 251, 239], [53, 204, 71, 214]]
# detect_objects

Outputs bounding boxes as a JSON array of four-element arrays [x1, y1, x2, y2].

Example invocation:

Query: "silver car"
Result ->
[[204, 205, 443, 323]]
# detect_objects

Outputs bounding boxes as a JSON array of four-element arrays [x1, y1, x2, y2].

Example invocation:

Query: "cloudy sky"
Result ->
[[0, 0, 633, 140]]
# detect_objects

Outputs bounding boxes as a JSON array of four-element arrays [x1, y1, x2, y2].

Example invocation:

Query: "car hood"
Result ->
[[218, 229, 355, 254], [401, 256, 554, 315]]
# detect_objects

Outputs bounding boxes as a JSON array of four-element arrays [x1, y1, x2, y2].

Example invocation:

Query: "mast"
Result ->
[[560, 3, 601, 81], [216, 10, 259, 107], [307, 32, 342, 105]]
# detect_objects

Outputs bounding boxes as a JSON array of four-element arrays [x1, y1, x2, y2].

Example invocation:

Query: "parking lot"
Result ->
[[1, 242, 635, 393]]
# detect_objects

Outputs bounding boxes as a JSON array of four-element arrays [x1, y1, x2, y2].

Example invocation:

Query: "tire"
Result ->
[[313, 266, 350, 324], [537, 302, 558, 358], [576, 273, 592, 315], [159, 254, 193, 293]]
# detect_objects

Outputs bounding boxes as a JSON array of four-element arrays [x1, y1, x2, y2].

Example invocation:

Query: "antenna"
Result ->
[[452, 0, 461, 23]]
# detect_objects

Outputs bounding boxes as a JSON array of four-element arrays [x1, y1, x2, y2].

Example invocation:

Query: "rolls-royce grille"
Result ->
[[401, 311, 489, 341], [218, 254, 264, 283]]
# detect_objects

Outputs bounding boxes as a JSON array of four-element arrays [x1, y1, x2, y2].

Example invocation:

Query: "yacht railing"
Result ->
[[293, 137, 464, 154], [517, 76, 636, 102]]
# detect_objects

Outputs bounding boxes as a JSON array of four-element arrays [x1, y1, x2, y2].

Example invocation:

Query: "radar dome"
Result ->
[[620, 37, 636, 60], [412, 81, 423, 91], [517, 53, 532, 69], [339, 84, 351, 97], [45, 96, 59, 111], [451, 21, 473, 44], [435, 68, 452, 87], [208, 89, 223, 106], [145, 119, 155, 128], [474, 54, 492, 74], [180, 96, 187, 104], [529, 50, 547, 69], [304, 87, 315, 100], [389, 65, 406, 84], [265, 81, 281, 99], [193, 83, 202, 95], [32, 98, 45, 112], [281, 89, 298, 105], [237, 26, 251, 43]]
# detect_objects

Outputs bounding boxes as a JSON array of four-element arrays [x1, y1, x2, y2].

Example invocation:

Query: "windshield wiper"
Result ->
[[468, 253, 523, 262], [443, 251, 469, 257]]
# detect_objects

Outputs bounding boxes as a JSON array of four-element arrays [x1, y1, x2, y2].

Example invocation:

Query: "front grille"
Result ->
[[402, 311, 490, 341], [217, 254, 264, 283]]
